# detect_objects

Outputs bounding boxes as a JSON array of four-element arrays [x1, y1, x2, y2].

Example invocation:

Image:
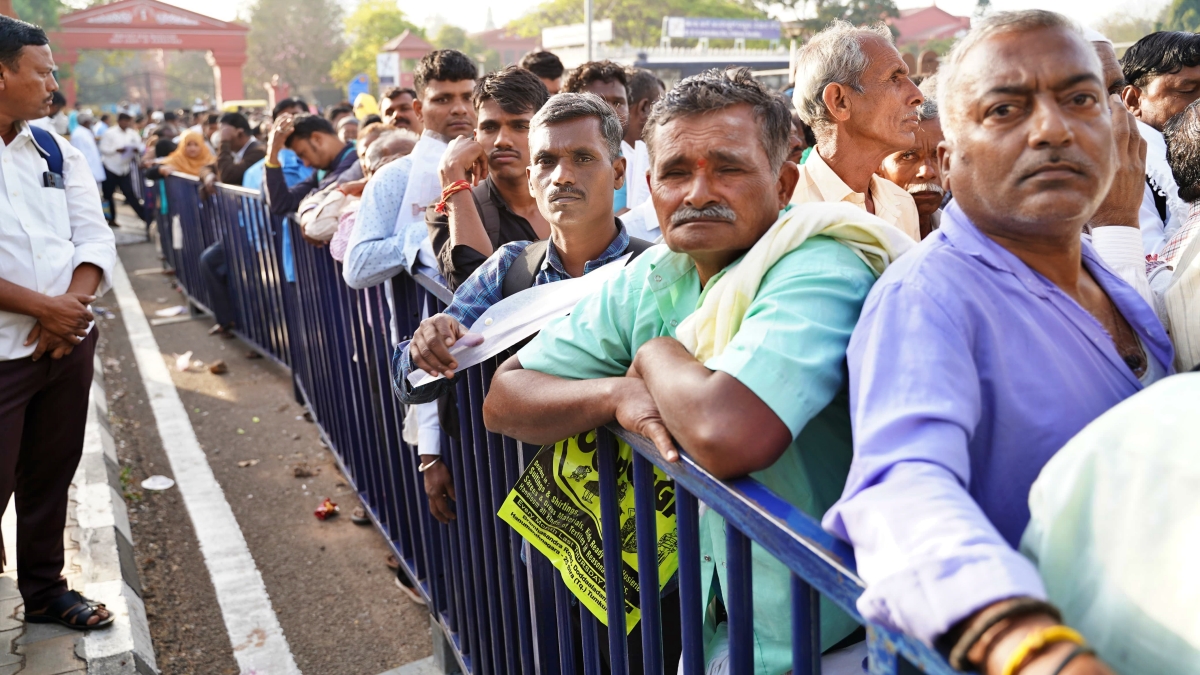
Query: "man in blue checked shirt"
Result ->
[[392, 93, 644, 523]]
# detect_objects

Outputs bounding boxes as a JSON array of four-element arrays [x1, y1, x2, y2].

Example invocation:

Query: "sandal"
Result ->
[[350, 507, 371, 526], [25, 590, 114, 630]]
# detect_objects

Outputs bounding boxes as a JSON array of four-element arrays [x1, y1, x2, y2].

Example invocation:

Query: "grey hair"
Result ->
[[1166, 98, 1200, 202], [644, 67, 791, 174], [938, 10, 1095, 142], [792, 20, 894, 133], [917, 74, 938, 120], [366, 128, 418, 172], [530, 92, 623, 160]]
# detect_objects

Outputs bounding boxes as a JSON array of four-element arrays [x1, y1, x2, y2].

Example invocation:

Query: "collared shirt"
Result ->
[[1137, 120, 1187, 255], [823, 201, 1174, 647], [265, 143, 357, 216], [0, 122, 116, 360], [791, 148, 921, 241], [425, 175, 541, 291], [395, 222, 632, 404], [517, 236, 876, 674], [342, 152, 414, 290], [69, 126, 106, 183], [625, 139, 652, 210], [98, 126, 144, 176]]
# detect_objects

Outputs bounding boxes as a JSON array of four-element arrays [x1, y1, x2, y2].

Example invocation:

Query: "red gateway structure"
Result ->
[[46, 0, 249, 107]]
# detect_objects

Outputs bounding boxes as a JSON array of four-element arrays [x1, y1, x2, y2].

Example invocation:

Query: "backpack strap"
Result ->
[[501, 236, 654, 299], [502, 240, 549, 299], [29, 126, 65, 187], [473, 181, 502, 247]]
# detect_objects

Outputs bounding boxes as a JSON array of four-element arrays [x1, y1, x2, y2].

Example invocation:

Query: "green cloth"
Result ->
[[800, 146, 813, 165], [518, 237, 874, 675]]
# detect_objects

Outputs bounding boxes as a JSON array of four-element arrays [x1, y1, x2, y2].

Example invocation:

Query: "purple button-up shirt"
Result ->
[[823, 201, 1174, 646]]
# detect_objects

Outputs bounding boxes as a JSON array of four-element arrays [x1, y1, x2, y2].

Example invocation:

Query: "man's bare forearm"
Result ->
[[0, 278, 49, 319], [483, 358, 624, 444], [67, 263, 103, 298], [446, 191, 494, 257], [635, 337, 790, 478]]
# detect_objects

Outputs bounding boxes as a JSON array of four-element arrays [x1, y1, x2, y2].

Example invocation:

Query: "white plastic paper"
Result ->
[[407, 253, 631, 388]]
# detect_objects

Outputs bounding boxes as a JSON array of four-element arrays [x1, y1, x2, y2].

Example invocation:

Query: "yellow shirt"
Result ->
[[791, 148, 921, 241]]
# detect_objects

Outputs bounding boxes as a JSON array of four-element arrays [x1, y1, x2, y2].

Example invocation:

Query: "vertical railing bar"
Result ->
[[632, 452, 664, 675], [792, 575, 820, 675], [596, 428, 629, 675], [676, 487, 704, 675], [580, 602, 602, 675], [725, 526, 754, 674], [552, 574, 577, 675]]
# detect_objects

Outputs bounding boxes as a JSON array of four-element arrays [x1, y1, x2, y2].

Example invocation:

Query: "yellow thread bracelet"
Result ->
[[1001, 626, 1087, 675]]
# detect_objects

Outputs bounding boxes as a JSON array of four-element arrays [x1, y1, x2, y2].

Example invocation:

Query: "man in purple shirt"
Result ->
[[824, 11, 1172, 675]]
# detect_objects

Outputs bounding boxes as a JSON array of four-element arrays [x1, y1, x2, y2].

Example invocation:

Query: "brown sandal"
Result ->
[[25, 590, 114, 630]]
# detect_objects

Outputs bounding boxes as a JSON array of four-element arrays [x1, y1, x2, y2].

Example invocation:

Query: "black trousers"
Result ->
[[0, 330, 97, 609], [102, 171, 149, 224], [200, 240, 237, 328]]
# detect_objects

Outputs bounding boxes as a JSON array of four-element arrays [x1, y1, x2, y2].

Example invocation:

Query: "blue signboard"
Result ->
[[347, 74, 370, 105], [665, 17, 780, 40]]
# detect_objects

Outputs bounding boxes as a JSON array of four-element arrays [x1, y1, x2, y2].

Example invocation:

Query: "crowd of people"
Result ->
[[2, 7, 1199, 675]]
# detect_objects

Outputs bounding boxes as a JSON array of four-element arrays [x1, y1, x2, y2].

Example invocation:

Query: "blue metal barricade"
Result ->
[[156, 174, 957, 675]]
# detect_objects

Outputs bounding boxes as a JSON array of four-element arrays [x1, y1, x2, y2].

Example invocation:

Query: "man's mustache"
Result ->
[[548, 186, 585, 200], [669, 204, 737, 226], [907, 182, 945, 196]]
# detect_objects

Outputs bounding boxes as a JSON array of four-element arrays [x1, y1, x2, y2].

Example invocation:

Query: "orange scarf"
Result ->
[[162, 130, 215, 176]]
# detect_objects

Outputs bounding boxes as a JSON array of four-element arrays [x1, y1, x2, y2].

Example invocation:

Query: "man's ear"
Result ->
[[1121, 84, 1143, 119], [820, 82, 853, 124], [937, 140, 952, 195], [413, 98, 424, 122], [776, 160, 800, 209], [612, 154, 626, 191]]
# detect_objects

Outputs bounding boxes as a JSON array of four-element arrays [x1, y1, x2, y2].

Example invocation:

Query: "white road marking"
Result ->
[[111, 259, 301, 675]]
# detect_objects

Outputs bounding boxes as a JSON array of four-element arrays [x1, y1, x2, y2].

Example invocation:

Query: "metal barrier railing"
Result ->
[[154, 174, 956, 675]]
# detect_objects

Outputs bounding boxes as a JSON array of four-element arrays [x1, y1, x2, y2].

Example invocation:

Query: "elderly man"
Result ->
[[791, 20, 924, 240], [483, 68, 906, 675], [426, 66, 550, 291], [1121, 31, 1200, 253], [398, 93, 647, 526], [825, 11, 1172, 675], [876, 98, 943, 238]]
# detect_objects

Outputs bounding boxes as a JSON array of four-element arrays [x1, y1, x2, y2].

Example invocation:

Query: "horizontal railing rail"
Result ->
[[150, 173, 956, 675]]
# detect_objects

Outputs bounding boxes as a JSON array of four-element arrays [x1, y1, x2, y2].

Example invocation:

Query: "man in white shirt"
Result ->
[[0, 16, 117, 630], [98, 112, 151, 227], [68, 111, 105, 190], [1121, 31, 1200, 255], [622, 68, 664, 211], [791, 20, 925, 241]]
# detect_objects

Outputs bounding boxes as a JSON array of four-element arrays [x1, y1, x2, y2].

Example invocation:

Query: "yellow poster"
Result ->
[[498, 430, 678, 633]]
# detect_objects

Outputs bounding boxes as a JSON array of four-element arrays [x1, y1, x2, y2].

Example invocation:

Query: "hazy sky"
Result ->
[[165, 0, 1167, 36]]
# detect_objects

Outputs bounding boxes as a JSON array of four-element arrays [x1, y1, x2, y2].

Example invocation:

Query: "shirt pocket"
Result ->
[[37, 185, 72, 240]]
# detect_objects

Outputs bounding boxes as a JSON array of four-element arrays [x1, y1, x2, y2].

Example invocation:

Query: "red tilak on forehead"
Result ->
[[697, 158, 707, 168]]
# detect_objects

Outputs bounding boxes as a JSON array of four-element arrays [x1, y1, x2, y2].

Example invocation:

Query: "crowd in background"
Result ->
[[57, 11, 1200, 675]]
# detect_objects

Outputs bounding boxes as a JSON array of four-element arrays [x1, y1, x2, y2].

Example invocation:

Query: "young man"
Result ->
[[381, 87, 423, 134], [426, 66, 550, 290], [344, 48, 478, 289], [483, 68, 898, 675], [0, 15, 117, 630], [98, 112, 151, 227], [397, 93, 631, 523], [343, 49, 478, 481], [563, 61, 632, 211], [264, 113, 358, 215], [520, 50, 565, 95]]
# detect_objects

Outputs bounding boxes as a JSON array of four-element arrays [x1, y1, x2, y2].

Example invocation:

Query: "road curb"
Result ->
[[64, 354, 158, 675]]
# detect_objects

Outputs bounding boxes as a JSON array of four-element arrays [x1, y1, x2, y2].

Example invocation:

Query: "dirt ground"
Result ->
[[96, 230, 433, 675]]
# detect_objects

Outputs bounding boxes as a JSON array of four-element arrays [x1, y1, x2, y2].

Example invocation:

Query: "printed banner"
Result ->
[[498, 430, 677, 633]]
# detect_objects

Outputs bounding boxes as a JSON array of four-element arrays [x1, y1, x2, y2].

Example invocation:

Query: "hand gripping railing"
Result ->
[[152, 173, 958, 675]]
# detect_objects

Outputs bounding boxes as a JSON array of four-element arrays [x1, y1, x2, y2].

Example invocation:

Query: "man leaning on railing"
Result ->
[[823, 12, 1171, 675], [482, 68, 913, 675]]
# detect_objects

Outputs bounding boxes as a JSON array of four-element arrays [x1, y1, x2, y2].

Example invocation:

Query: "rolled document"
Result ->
[[407, 253, 632, 388]]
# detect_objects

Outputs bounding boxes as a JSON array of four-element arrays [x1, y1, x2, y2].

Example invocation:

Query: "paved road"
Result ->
[[96, 226, 432, 674]]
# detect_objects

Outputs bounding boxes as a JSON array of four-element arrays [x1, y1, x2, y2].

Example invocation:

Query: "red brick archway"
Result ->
[[48, 0, 248, 107]]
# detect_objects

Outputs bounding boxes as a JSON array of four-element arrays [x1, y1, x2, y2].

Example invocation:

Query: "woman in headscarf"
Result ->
[[146, 129, 214, 178]]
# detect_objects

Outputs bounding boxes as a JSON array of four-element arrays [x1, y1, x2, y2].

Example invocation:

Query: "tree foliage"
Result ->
[[507, 0, 766, 47], [1095, 10, 1159, 47], [431, 25, 500, 74], [786, 0, 899, 38], [13, 0, 70, 29], [1163, 0, 1200, 31], [330, 0, 422, 89], [246, 0, 345, 98]]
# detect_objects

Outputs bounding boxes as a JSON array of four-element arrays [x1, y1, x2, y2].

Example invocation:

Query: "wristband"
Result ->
[[1050, 645, 1096, 675], [418, 457, 442, 472], [264, 160, 281, 169], [434, 180, 471, 213], [948, 598, 1063, 671], [1001, 626, 1087, 675]]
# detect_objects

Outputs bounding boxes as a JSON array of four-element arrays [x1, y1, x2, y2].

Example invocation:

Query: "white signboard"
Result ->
[[542, 20, 613, 49], [376, 52, 400, 88]]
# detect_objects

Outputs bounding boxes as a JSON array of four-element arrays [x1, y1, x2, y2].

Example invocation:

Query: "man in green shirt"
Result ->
[[483, 68, 879, 674]]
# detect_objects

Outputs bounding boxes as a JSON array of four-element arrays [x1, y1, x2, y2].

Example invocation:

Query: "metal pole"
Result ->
[[585, 0, 593, 62]]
